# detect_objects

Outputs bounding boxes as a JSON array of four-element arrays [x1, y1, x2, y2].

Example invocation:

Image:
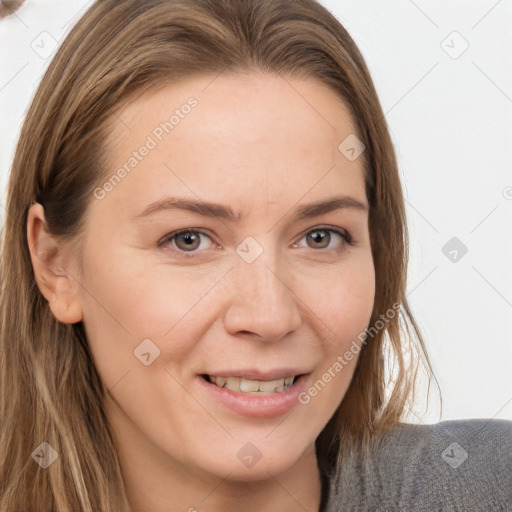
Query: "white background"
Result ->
[[1, 1, 511, 423]]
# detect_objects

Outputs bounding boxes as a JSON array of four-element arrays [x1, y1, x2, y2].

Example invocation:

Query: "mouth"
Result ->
[[200, 374, 302, 394], [197, 371, 310, 418]]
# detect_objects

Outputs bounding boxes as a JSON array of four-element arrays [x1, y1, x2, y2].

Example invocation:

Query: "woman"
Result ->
[[1, 1, 510, 511]]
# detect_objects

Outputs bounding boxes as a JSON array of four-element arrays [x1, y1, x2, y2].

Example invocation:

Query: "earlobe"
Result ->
[[48, 275, 84, 324], [27, 203, 84, 325]]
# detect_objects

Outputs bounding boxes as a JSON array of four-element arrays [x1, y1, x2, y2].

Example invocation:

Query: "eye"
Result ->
[[158, 229, 217, 258], [292, 226, 353, 251], [158, 226, 353, 260]]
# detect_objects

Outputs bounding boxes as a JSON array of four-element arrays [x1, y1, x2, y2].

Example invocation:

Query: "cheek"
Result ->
[[78, 248, 231, 381], [303, 256, 375, 396], [313, 256, 375, 342]]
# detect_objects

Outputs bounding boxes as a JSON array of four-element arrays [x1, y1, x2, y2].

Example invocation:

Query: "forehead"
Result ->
[[97, 72, 366, 217]]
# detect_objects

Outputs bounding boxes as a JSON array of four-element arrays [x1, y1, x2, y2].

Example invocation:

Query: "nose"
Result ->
[[223, 251, 302, 342]]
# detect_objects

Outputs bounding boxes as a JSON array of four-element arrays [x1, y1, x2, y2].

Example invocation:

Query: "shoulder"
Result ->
[[325, 418, 512, 511]]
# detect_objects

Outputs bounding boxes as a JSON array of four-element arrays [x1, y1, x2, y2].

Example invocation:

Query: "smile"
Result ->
[[203, 375, 298, 393]]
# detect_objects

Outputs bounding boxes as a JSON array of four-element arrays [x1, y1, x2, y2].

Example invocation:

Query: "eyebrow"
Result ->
[[133, 195, 368, 223]]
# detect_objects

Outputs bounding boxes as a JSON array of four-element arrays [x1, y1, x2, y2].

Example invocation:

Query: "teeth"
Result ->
[[257, 378, 286, 392], [226, 376, 240, 391], [214, 376, 227, 388], [208, 375, 296, 393], [239, 378, 260, 392]]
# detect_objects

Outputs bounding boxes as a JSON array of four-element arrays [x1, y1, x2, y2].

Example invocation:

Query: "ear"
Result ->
[[27, 203, 83, 324]]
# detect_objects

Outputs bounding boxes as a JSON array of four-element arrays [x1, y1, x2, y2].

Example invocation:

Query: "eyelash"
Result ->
[[158, 226, 354, 260]]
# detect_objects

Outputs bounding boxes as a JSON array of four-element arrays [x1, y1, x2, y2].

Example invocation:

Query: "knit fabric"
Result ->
[[323, 418, 512, 511]]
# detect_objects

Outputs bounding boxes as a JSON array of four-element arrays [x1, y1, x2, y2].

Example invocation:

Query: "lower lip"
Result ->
[[196, 374, 309, 418]]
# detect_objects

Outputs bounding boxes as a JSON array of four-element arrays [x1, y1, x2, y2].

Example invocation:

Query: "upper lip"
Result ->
[[201, 368, 310, 381]]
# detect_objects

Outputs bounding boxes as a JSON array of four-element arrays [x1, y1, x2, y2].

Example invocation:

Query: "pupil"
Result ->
[[308, 230, 329, 248], [178, 232, 199, 250]]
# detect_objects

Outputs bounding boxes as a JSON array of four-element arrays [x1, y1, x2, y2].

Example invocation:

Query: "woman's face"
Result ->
[[73, 72, 375, 481]]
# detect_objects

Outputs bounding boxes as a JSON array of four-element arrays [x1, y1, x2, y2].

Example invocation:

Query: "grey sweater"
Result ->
[[322, 418, 512, 511]]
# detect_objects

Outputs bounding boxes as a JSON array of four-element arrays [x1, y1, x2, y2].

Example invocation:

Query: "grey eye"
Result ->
[[174, 231, 202, 251], [306, 229, 331, 249]]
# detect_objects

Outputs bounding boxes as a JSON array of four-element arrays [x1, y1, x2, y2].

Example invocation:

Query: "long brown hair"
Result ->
[[0, 0, 439, 510]]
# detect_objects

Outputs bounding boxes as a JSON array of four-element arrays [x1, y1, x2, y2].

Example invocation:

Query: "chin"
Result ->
[[194, 438, 315, 482]]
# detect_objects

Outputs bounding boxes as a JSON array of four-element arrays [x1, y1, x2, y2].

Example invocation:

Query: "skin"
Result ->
[[27, 72, 375, 512]]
